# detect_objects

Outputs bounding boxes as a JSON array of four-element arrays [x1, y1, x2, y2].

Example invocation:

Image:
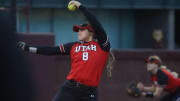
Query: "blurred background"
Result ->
[[1, 0, 180, 101]]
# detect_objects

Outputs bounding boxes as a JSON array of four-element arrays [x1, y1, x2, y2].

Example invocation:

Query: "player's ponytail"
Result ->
[[106, 49, 115, 78]]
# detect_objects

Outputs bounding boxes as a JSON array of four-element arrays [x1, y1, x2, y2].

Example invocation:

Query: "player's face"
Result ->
[[147, 63, 158, 72], [78, 29, 92, 41]]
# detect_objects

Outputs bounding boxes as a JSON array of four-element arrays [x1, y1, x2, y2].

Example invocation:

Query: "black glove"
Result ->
[[127, 83, 142, 98]]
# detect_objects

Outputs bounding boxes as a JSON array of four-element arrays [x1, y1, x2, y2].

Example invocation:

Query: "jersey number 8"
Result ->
[[83, 52, 88, 61]]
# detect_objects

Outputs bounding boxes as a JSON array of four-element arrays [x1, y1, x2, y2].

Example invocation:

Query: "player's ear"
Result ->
[[88, 31, 93, 37], [90, 32, 94, 36]]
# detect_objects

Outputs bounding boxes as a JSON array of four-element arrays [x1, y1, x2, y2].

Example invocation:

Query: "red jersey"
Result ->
[[59, 40, 110, 87], [151, 69, 180, 93], [67, 41, 109, 86]]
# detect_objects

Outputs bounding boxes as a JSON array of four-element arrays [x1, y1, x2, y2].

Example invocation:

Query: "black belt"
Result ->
[[67, 80, 97, 90], [174, 86, 180, 93]]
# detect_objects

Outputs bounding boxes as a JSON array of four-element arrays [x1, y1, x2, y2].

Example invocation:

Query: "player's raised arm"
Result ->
[[17, 41, 74, 55], [79, 6, 110, 51], [69, 0, 110, 51]]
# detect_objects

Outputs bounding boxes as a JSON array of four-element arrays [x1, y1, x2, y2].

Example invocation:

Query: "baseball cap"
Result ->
[[144, 55, 162, 66], [73, 23, 94, 32]]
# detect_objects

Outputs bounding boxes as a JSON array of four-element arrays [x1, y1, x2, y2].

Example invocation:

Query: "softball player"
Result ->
[[18, 0, 111, 101], [137, 56, 180, 101]]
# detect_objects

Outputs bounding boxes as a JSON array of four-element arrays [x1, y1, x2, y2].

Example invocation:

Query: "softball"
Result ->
[[68, 4, 77, 11]]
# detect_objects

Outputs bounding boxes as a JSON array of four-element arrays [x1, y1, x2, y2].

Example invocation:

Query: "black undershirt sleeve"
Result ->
[[24, 42, 76, 55], [79, 6, 110, 52], [36, 46, 60, 55]]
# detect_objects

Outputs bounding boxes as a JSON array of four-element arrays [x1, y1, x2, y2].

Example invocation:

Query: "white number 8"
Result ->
[[83, 52, 88, 61]]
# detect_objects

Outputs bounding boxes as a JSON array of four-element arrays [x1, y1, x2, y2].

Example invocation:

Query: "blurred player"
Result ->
[[137, 55, 180, 101], [18, 0, 112, 101]]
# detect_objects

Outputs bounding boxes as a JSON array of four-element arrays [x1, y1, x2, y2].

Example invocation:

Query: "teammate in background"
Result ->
[[137, 55, 180, 101], [18, 0, 113, 101]]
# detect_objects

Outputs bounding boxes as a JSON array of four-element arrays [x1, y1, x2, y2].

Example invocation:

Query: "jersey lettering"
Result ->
[[75, 45, 96, 52]]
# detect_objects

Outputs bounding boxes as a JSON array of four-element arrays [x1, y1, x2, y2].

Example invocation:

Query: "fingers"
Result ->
[[68, 0, 81, 8], [137, 82, 144, 90], [141, 92, 146, 97], [17, 41, 25, 45], [138, 82, 143, 86], [17, 41, 26, 51], [69, 1, 73, 5]]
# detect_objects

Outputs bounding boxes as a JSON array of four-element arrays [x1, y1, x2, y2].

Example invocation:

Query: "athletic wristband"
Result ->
[[24, 44, 37, 53], [145, 92, 154, 98], [29, 47, 37, 53]]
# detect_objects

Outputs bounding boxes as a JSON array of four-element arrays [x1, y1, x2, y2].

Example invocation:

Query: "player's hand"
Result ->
[[69, 0, 81, 8], [17, 41, 26, 51], [137, 82, 144, 91], [141, 92, 146, 97], [127, 83, 142, 98]]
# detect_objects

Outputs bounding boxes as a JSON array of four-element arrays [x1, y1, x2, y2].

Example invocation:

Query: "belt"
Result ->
[[67, 80, 97, 90], [174, 86, 180, 93]]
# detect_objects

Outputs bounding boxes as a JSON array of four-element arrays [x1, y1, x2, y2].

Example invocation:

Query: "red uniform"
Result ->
[[151, 69, 180, 93], [66, 41, 109, 86]]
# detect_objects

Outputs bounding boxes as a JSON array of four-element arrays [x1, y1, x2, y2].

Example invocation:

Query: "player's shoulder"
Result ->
[[157, 69, 168, 78], [156, 69, 168, 85]]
